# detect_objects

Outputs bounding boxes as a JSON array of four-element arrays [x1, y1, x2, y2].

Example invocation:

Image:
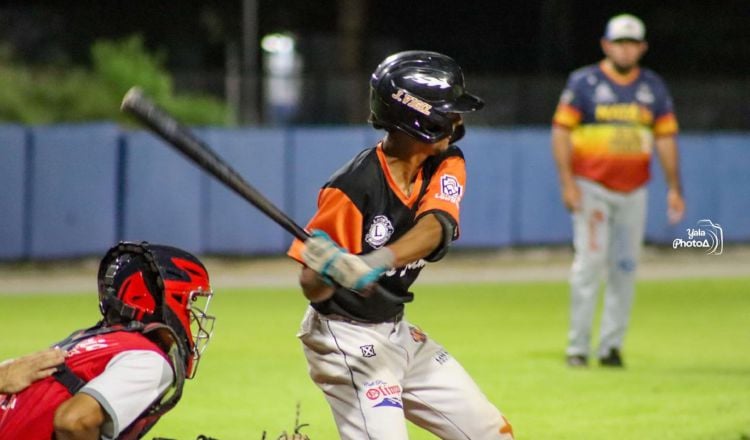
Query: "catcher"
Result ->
[[0, 241, 216, 440]]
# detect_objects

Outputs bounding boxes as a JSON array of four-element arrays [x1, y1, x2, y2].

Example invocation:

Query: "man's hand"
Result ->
[[667, 188, 685, 224], [300, 230, 341, 286], [561, 180, 582, 212], [0, 347, 67, 394], [302, 230, 394, 291]]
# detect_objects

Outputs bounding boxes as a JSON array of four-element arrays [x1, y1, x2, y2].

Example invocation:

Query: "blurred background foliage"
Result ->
[[0, 35, 231, 125]]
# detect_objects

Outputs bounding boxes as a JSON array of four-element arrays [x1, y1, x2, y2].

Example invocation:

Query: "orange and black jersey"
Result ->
[[289, 142, 466, 322]]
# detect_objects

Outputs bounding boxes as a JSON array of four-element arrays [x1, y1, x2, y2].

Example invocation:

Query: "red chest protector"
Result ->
[[0, 321, 185, 440]]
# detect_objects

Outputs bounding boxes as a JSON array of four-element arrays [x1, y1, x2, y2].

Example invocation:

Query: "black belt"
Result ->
[[322, 311, 404, 324]]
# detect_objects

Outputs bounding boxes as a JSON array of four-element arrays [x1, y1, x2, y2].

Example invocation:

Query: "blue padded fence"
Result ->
[[0, 122, 747, 260]]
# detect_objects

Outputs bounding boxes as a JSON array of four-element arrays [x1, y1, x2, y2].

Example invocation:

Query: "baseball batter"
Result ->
[[552, 14, 685, 367], [287, 51, 513, 439]]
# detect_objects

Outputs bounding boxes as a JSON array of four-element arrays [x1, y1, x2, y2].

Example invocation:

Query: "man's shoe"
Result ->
[[599, 348, 624, 367], [566, 355, 588, 368]]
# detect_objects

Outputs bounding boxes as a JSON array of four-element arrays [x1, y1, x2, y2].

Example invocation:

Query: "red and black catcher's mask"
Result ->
[[97, 241, 215, 379]]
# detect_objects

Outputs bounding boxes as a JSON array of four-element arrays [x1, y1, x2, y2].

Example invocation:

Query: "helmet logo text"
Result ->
[[391, 89, 432, 116], [404, 73, 451, 89]]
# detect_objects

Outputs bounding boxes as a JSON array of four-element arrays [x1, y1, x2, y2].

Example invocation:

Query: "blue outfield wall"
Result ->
[[201, 128, 288, 255], [0, 125, 27, 260], [28, 124, 120, 259], [0, 122, 748, 260]]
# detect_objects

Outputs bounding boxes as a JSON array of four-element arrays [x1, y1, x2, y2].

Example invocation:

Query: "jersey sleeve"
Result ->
[[79, 350, 173, 440], [415, 154, 466, 238], [650, 75, 679, 137], [552, 73, 584, 129], [287, 187, 364, 262]]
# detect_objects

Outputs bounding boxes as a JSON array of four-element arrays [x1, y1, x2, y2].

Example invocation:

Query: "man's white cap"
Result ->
[[604, 14, 646, 41]]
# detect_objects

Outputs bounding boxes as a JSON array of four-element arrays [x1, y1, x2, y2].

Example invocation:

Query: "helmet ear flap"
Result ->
[[97, 242, 163, 325], [450, 120, 466, 143]]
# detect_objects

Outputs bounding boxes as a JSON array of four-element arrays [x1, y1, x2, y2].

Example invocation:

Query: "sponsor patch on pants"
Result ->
[[363, 380, 403, 409]]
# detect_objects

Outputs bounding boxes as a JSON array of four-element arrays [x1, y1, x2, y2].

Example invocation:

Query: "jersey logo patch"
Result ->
[[365, 215, 394, 248], [409, 326, 427, 343], [636, 83, 654, 104], [435, 174, 463, 205], [594, 83, 616, 103], [69, 337, 109, 356], [360, 345, 376, 357], [559, 89, 574, 105]]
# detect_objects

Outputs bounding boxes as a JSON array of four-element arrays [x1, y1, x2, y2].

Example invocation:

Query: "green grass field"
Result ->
[[1, 278, 748, 439]]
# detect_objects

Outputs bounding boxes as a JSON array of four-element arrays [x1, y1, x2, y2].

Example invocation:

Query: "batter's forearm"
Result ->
[[386, 214, 443, 267], [299, 267, 335, 302]]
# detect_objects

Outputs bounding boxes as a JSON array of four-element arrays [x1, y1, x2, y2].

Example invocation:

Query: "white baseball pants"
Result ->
[[298, 306, 513, 439]]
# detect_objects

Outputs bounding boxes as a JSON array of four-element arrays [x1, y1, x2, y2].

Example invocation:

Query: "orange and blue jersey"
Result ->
[[552, 61, 678, 192]]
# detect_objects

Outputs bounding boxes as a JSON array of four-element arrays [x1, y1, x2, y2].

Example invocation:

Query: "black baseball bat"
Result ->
[[121, 87, 308, 242], [120, 87, 401, 303]]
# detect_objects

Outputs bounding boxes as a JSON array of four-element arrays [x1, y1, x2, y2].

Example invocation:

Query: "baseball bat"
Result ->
[[120, 87, 400, 302], [121, 87, 308, 242]]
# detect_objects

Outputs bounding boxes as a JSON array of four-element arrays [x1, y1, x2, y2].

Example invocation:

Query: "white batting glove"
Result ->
[[301, 230, 342, 285], [302, 230, 394, 291]]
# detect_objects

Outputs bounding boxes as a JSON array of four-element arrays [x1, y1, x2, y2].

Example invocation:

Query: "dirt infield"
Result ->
[[1, 245, 747, 294]]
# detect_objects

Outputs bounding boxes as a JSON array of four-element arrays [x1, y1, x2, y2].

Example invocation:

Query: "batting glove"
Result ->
[[302, 230, 394, 291]]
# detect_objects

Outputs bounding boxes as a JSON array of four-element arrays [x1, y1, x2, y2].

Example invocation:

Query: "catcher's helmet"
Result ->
[[97, 241, 215, 378], [369, 50, 484, 143]]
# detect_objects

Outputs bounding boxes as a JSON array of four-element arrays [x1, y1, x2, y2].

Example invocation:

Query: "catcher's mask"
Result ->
[[369, 50, 484, 144], [97, 241, 215, 379]]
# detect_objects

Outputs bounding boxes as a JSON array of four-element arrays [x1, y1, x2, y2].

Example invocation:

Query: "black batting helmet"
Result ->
[[369, 50, 484, 143]]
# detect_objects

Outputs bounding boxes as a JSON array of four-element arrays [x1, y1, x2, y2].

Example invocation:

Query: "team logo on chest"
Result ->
[[594, 83, 616, 103], [636, 83, 654, 104], [366, 215, 394, 248]]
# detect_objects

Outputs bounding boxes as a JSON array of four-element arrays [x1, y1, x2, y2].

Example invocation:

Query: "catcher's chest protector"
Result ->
[[52, 322, 186, 439]]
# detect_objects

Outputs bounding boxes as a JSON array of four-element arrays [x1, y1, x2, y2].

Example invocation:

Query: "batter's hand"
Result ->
[[667, 188, 685, 224], [0, 347, 67, 394], [302, 230, 394, 291], [301, 230, 341, 286], [561, 181, 582, 212]]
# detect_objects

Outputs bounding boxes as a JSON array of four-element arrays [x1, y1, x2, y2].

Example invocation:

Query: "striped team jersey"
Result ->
[[552, 61, 678, 192], [288, 142, 465, 323]]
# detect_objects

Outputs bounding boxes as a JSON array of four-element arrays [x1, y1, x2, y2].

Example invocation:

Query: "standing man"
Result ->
[[552, 14, 685, 368], [0, 242, 216, 439], [288, 51, 514, 439]]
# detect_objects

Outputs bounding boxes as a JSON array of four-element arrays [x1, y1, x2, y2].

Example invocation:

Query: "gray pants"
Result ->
[[298, 306, 513, 440], [567, 178, 647, 358]]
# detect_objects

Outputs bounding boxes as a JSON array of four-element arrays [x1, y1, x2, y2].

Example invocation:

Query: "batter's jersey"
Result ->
[[289, 142, 466, 323], [552, 61, 679, 192], [0, 331, 172, 439]]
